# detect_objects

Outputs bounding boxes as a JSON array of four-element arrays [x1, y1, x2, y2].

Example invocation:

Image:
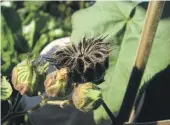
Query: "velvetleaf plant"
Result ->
[[43, 36, 113, 111], [71, 1, 170, 124], [1, 26, 113, 124], [1, 1, 170, 125]]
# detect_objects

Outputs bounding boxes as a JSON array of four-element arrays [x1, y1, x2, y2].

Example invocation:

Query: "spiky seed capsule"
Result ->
[[72, 82, 103, 112], [45, 36, 112, 83], [11, 55, 39, 96], [44, 67, 72, 97]]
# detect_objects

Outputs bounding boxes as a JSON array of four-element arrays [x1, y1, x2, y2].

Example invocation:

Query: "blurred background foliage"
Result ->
[[1, 2, 94, 124], [1, 1, 95, 76]]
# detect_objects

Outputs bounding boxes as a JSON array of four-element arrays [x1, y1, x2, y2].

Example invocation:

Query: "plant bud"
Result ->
[[44, 67, 72, 97], [72, 82, 102, 112], [11, 55, 39, 96]]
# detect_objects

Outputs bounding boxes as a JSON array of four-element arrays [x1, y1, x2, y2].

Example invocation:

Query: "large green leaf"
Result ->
[[71, 1, 138, 43], [71, 1, 170, 124], [0, 76, 13, 101]]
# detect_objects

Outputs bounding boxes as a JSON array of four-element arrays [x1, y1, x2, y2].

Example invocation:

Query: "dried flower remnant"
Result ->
[[45, 36, 112, 83], [11, 55, 39, 96], [72, 82, 103, 112], [44, 67, 72, 97]]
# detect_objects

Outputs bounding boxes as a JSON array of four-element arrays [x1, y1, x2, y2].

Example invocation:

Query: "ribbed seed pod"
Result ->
[[44, 67, 72, 97], [11, 56, 39, 96], [45, 36, 112, 83], [72, 82, 102, 112]]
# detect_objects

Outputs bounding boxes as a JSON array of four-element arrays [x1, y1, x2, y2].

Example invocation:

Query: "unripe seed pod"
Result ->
[[44, 67, 72, 97], [11, 56, 39, 96], [72, 82, 102, 112]]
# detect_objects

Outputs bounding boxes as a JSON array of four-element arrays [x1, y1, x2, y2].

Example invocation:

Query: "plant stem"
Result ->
[[1, 113, 12, 123], [1, 110, 29, 123], [1, 95, 47, 124], [116, 1, 165, 125], [46, 100, 72, 108], [102, 101, 116, 124], [13, 92, 22, 111], [46, 100, 66, 105]]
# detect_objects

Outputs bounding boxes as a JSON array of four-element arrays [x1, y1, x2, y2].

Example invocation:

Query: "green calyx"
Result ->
[[72, 82, 103, 112], [12, 54, 40, 96], [44, 67, 72, 97]]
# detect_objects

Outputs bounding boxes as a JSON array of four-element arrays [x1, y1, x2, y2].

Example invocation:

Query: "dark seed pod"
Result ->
[[72, 82, 103, 112], [45, 36, 112, 84], [44, 67, 73, 97]]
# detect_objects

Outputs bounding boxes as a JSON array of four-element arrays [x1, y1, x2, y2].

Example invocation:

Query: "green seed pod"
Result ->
[[44, 67, 72, 97], [72, 82, 102, 112], [11, 55, 39, 96]]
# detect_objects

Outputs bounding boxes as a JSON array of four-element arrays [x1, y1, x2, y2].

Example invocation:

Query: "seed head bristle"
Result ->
[[45, 36, 113, 83]]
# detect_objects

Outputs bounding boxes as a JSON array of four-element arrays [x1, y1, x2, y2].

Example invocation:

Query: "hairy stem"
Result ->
[[116, 1, 165, 125], [1, 95, 47, 124], [13, 92, 22, 111], [46, 100, 72, 108], [102, 101, 116, 124]]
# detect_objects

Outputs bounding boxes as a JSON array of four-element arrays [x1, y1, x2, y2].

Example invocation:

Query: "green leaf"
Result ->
[[1, 15, 16, 73], [22, 20, 36, 49], [1, 4, 29, 52], [35, 11, 52, 33], [141, 19, 170, 84], [1, 16, 15, 53], [1, 3, 22, 34], [22, 11, 59, 50], [23, 1, 47, 12], [71, 1, 137, 43], [71, 1, 170, 124], [48, 28, 64, 40], [33, 34, 49, 53], [0, 76, 13, 101]]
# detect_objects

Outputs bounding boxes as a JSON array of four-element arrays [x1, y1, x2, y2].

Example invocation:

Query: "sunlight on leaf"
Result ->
[[71, 1, 170, 124]]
